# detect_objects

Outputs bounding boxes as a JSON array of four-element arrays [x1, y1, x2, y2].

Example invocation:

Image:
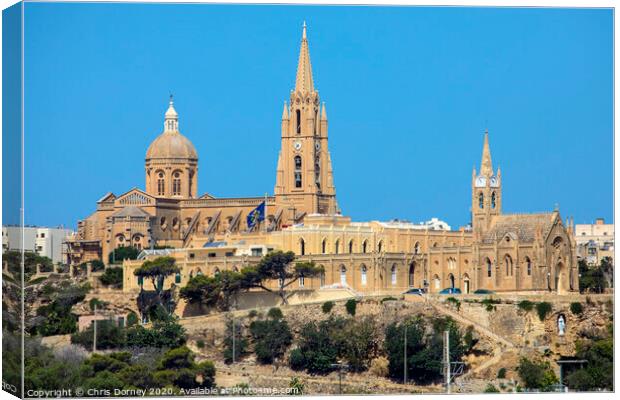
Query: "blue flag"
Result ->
[[247, 201, 266, 230]]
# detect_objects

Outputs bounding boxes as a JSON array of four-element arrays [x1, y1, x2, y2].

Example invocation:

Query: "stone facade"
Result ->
[[67, 24, 578, 295]]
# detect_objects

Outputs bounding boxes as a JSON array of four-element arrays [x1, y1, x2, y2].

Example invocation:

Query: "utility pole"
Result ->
[[444, 330, 450, 394], [403, 322, 408, 385], [231, 317, 235, 363], [92, 303, 97, 353]]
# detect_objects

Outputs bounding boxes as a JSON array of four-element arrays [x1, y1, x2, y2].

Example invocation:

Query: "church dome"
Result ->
[[146, 131, 198, 160], [145, 97, 198, 160]]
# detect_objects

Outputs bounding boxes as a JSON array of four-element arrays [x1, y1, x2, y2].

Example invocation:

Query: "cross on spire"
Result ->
[[295, 21, 314, 93]]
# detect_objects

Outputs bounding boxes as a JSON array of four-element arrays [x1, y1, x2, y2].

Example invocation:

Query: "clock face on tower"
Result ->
[[475, 176, 486, 187], [293, 140, 302, 151], [490, 176, 499, 187]]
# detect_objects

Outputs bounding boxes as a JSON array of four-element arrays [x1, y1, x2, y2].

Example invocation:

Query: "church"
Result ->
[[66, 24, 578, 295]]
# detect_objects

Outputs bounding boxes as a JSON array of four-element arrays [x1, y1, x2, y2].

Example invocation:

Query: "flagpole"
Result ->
[[263, 192, 268, 232]]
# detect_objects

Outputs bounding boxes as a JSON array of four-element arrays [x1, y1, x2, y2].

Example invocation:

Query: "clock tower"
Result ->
[[274, 23, 338, 224], [471, 129, 502, 232]]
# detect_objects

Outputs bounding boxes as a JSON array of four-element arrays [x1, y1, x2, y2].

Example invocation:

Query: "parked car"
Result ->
[[438, 288, 462, 295], [404, 288, 427, 296], [473, 289, 495, 295]]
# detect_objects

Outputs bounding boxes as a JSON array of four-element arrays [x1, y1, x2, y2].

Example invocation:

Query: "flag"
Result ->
[[247, 201, 265, 230]]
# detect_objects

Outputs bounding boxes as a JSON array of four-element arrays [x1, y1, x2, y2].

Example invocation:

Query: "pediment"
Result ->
[[97, 192, 117, 203], [115, 188, 156, 207]]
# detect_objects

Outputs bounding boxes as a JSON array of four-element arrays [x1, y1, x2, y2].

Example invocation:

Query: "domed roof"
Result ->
[[146, 131, 198, 160], [146, 97, 198, 160]]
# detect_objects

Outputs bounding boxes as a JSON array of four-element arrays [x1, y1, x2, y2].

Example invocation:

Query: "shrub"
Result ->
[[446, 297, 461, 311], [322, 301, 335, 314], [247, 310, 258, 319], [196, 340, 205, 349], [484, 383, 500, 393], [71, 320, 126, 350], [369, 356, 389, 377], [535, 302, 552, 321], [289, 377, 305, 395], [570, 302, 584, 315], [267, 307, 283, 320], [497, 367, 507, 379], [345, 299, 357, 316], [108, 246, 139, 264], [249, 318, 293, 364], [126, 311, 139, 327], [381, 296, 397, 303], [91, 259, 105, 272], [289, 348, 306, 371], [516, 357, 558, 391], [98, 267, 123, 287], [517, 300, 535, 312]]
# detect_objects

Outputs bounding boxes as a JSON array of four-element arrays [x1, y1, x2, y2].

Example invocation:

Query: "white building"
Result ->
[[575, 218, 614, 266], [2, 226, 74, 264]]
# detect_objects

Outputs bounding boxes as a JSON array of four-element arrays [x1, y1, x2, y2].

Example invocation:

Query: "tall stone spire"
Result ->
[[480, 129, 493, 177], [295, 21, 314, 93]]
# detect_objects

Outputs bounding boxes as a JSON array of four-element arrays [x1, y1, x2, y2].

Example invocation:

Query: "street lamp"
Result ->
[[330, 362, 349, 394]]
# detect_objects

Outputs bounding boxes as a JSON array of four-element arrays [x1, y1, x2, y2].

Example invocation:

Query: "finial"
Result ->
[[554, 203, 559, 211], [302, 21, 307, 39], [169, 93, 174, 106]]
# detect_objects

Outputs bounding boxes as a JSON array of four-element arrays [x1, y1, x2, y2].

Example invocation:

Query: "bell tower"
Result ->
[[274, 23, 338, 224], [472, 129, 502, 232]]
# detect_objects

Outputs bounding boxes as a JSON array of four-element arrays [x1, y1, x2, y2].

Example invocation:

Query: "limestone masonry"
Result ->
[[65, 24, 578, 296]]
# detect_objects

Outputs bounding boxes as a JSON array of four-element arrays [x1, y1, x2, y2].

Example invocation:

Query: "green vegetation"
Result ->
[[71, 320, 125, 350], [321, 301, 335, 313], [570, 302, 584, 315], [289, 377, 305, 395], [345, 299, 357, 316], [267, 307, 284, 320], [125, 315, 187, 349], [384, 316, 464, 384], [126, 312, 139, 327], [446, 297, 461, 311], [290, 316, 378, 374], [578, 258, 613, 294], [535, 302, 552, 321], [108, 246, 140, 264], [565, 326, 613, 391], [91, 259, 105, 272], [497, 367, 507, 379], [223, 317, 248, 364], [196, 340, 205, 349], [484, 383, 500, 393], [516, 358, 558, 391], [249, 316, 293, 364], [99, 267, 123, 288], [32, 283, 91, 336], [134, 256, 180, 293], [481, 297, 501, 312], [517, 300, 535, 312], [380, 296, 398, 303]]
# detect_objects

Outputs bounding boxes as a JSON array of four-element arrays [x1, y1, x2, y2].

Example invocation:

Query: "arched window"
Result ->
[[319, 270, 325, 287], [391, 264, 397, 285], [172, 171, 182, 196], [197, 269, 204, 276], [486, 258, 492, 277], [348, 240, 354, 254], [526, 257, 532, 276], [294, 156, 302, 188], [505, 255, 513, 276], [362, 240, 368, 254], [340, 265, 347, 285], [361, 265, 367, 286], [175, 272, 181, 284], [414, 242, 421, 255], [479, 192, 484, 209], [296, 109, 301, 134], [335, 240, 340, 254], [157, 171, 165, 196], [300, 238, 305, 256], [299, 275, 305, 287], [321, 239, 327, 254], [433, 274, 441, 290], [491, 192, 496, 209], [378, 241, 383, 253]]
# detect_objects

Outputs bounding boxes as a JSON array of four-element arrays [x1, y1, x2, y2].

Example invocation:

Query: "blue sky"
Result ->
[[18, 3, 613, 229]]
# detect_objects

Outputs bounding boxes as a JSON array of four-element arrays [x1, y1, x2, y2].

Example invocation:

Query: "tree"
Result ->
[[71, 320, 126, 350], [108, 246, 140, 264], [134, 257, 180, 293], [345, 299, 357, 316], [516, 358, 558, 391], [179, 270, 244, 311], [241, 251, 324, 304], [249, 318, 293, 364], [125, 315, 187, 348], [99, 267, 123, 287]]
